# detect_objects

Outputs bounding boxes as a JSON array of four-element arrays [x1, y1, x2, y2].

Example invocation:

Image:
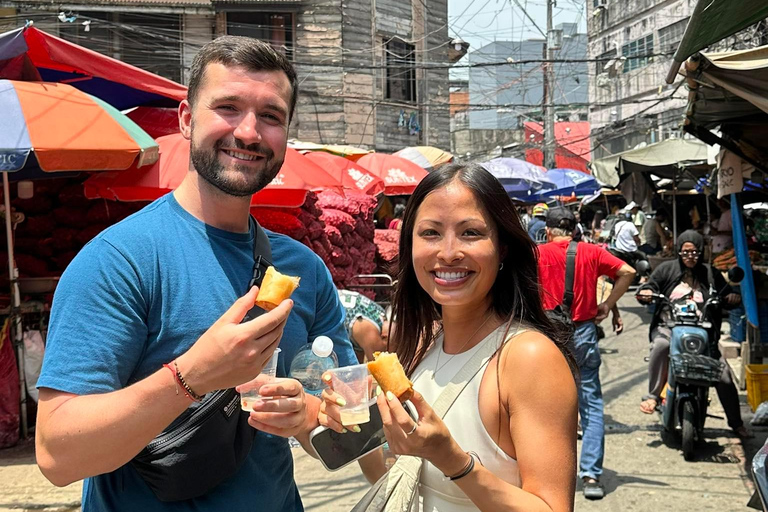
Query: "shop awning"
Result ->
[[667, 2, 768, 83], [590, 138, 710, 187]]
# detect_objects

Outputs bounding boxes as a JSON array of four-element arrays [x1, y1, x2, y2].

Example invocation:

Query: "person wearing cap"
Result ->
[[611, 207, 650, 282], [537, 207, 636, 500], [527, 202, 549, 242]]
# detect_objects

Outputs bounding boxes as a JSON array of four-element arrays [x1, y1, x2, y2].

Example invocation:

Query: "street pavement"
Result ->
[[1, 294, 765, 511]]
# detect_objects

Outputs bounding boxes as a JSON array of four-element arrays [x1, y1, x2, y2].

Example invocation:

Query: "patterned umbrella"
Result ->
[[1, 80, 159, 173], [356, 153, 429, 196], [394, 146, 453, 171], [302, 151, 385, 196]]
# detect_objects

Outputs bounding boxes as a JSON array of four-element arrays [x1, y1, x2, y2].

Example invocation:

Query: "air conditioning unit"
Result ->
[[594, 0, 608, 8]]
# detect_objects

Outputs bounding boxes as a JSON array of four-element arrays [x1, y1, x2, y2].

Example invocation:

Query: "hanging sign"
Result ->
[[717, 150, 744, 198]]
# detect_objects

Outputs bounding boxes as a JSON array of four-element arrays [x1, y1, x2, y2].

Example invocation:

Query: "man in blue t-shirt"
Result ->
[[35, 36, 356, 512]]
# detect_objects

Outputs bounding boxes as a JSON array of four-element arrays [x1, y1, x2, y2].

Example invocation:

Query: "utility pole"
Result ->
[[542, 0, 558, 169]]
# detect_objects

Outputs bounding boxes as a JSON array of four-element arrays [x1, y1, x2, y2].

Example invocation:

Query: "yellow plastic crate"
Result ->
[[746, 364, 768, 412]]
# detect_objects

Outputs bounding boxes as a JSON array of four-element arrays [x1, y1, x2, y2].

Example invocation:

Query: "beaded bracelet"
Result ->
[[163, 361, 203, 402]]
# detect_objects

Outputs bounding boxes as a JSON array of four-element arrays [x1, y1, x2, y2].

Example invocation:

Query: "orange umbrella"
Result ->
[[302, 151, 385, 196], [356, 153, 429, 196], [84, 133, 343, 207]]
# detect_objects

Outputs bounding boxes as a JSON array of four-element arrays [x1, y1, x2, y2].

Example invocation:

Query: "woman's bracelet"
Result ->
[[444, 451, 482, 481]]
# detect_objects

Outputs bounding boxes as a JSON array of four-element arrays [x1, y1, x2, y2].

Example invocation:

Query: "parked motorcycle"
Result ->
[[637, 266, 744, 461]]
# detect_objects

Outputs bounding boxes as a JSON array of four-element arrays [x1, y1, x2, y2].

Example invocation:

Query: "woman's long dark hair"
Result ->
[[389, 163, 576, 377]]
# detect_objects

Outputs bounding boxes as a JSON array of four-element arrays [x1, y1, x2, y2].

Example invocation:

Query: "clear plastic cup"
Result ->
[[326, 364, 371, 425], [240, 348, 281, 412]]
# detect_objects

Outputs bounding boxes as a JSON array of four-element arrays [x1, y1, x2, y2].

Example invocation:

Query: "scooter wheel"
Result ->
[[682, 401, 696, 461]]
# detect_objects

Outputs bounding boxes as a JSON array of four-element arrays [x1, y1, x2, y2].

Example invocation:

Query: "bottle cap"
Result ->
[[312, 336, 334, 358]]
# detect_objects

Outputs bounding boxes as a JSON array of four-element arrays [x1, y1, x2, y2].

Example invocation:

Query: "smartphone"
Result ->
[[309, 399, 418, 471]]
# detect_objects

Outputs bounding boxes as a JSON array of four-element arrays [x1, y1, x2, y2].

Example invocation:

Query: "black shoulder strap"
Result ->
[[242, 216, 274, 322], [249, 216, 273, 288], [563, 240, 578, 309]]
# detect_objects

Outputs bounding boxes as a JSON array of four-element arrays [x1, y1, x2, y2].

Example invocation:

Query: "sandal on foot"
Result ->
[[582, 478, 605, 500], [734, 425, 754, 439], [640, 397, 658, 414]]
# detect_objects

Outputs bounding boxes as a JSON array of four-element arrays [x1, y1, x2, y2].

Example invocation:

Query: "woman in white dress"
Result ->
[[321, 163, 578, 512]]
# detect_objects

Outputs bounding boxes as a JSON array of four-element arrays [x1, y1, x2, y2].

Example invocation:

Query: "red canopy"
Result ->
[[302, 151, 385, 196], [356, 153, 428, 196], [0, 26, 187, 109], [84, 133, 343, 207]]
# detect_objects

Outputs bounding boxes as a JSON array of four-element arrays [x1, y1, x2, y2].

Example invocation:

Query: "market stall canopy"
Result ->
[[666, 2, 768, 83], [287, 140, 371, 161], [84, 133, 344, 208], [590, 139, 710, 188], [356, 153, 428, 195], [393, 146, 453, 171], [478, 157, 556, 198], [683, 45, 768, 128], [1, 80, 158, 174], [302, 152, 385, 196], [0, 25, 187, 109]]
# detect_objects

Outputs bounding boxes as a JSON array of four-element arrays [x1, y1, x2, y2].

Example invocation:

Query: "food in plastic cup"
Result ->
[[240, 348, 281, 412], [327, 363, 371, 425]]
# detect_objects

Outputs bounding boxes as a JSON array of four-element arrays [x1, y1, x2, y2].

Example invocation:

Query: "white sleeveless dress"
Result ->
[[411, 324, 524, 512]]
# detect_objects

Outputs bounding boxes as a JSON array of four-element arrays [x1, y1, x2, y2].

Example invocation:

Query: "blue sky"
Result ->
[[447, 0, 588, 79]]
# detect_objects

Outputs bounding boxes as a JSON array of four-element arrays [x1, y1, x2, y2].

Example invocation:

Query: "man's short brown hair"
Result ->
[[187, 36, 298, 121]]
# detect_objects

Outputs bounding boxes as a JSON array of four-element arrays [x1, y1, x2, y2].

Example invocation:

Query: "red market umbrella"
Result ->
[[302, 151, 385, 196], [356, 153, 428, 196], [84, 133, 344, 207]]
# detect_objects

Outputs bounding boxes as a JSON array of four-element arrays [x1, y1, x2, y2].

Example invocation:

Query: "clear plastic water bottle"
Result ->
[[289, 335, 339, 396]]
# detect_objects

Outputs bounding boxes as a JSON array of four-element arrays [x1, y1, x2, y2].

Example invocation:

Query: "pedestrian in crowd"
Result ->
[[537, 206, 636, 500], [321, 163, 579, 511], [388, 203, 406, 231], [527, 202, 549, 242], [591, 209, 606, 240], [519, 206, 531, 232], [612, 209, 649, 280], [636, 230, 751, 438], [34, 36, 357, 512], [627, 201, 646, 236], [640, 210, 670, 255], [711, 198, 734, 254], [337, 289, 389, 363]]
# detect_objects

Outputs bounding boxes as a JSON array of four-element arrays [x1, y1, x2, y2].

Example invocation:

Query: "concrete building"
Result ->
[[454, 22, 587, 162], [1, 0, 459, 152], [587, 0, 694, 159]]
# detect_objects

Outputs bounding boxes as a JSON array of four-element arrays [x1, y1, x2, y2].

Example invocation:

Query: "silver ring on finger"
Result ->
[[406, 422, 418, 436]]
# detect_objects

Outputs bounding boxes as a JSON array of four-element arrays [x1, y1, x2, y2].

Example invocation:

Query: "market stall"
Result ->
[[680, 44, 768, 384]]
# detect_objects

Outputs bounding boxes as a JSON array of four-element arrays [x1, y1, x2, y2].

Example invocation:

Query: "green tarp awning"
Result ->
[[666, 1, 768, 83]]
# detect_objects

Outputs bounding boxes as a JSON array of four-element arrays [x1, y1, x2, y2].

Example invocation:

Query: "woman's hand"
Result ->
[[317, 372, 374, 434], [378, 390, 468, 477]]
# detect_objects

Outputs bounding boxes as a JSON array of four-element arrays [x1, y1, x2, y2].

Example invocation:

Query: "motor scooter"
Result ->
[[638, 266, 744, 461]]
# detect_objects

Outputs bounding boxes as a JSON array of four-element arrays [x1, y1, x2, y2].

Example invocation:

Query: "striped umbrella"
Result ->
[[0, 80, 159, 174]]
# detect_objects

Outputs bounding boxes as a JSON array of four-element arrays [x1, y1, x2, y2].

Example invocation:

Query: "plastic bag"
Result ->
[[752, 401, 768, 426], [23, 330, 44, 403]]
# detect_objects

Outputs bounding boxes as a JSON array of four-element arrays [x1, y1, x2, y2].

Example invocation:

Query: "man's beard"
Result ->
[[189, 129, 284, 197]]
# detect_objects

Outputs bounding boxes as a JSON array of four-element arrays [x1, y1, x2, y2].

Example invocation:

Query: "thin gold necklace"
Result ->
[[432, 314, 493, 380]]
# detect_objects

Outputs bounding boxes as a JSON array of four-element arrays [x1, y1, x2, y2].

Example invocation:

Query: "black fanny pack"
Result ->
[[130, 219, 273, 502]]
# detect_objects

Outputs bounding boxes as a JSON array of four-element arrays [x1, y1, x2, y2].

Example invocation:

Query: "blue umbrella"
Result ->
[[479, 158, 556, 198], [534, 168, 599, 199]]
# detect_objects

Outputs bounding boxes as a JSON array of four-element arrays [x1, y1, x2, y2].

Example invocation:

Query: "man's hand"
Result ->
[[612, 312, 624, 335], [726, 293, 741, 305], [176, 287, 293, 395], [596, 302, 610, 322], [636, 289, 653, 304], [245, 378, 309, 438]]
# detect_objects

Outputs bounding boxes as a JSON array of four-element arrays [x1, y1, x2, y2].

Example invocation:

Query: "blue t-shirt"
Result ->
[[527, 217, 546, 242], [37, 194, 357, 512]]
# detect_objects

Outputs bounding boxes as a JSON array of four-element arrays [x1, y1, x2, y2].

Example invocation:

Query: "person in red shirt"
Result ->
[[537, 207, 635, 500]]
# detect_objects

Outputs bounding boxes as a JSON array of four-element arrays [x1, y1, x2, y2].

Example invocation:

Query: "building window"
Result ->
[[385, 38, 416, 103], [227, 12, 294, 60], [58, 12, 182, 83], [596, 49, 616, 75], [658, 18, 689, 54], [622, 34, 654, 73]]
